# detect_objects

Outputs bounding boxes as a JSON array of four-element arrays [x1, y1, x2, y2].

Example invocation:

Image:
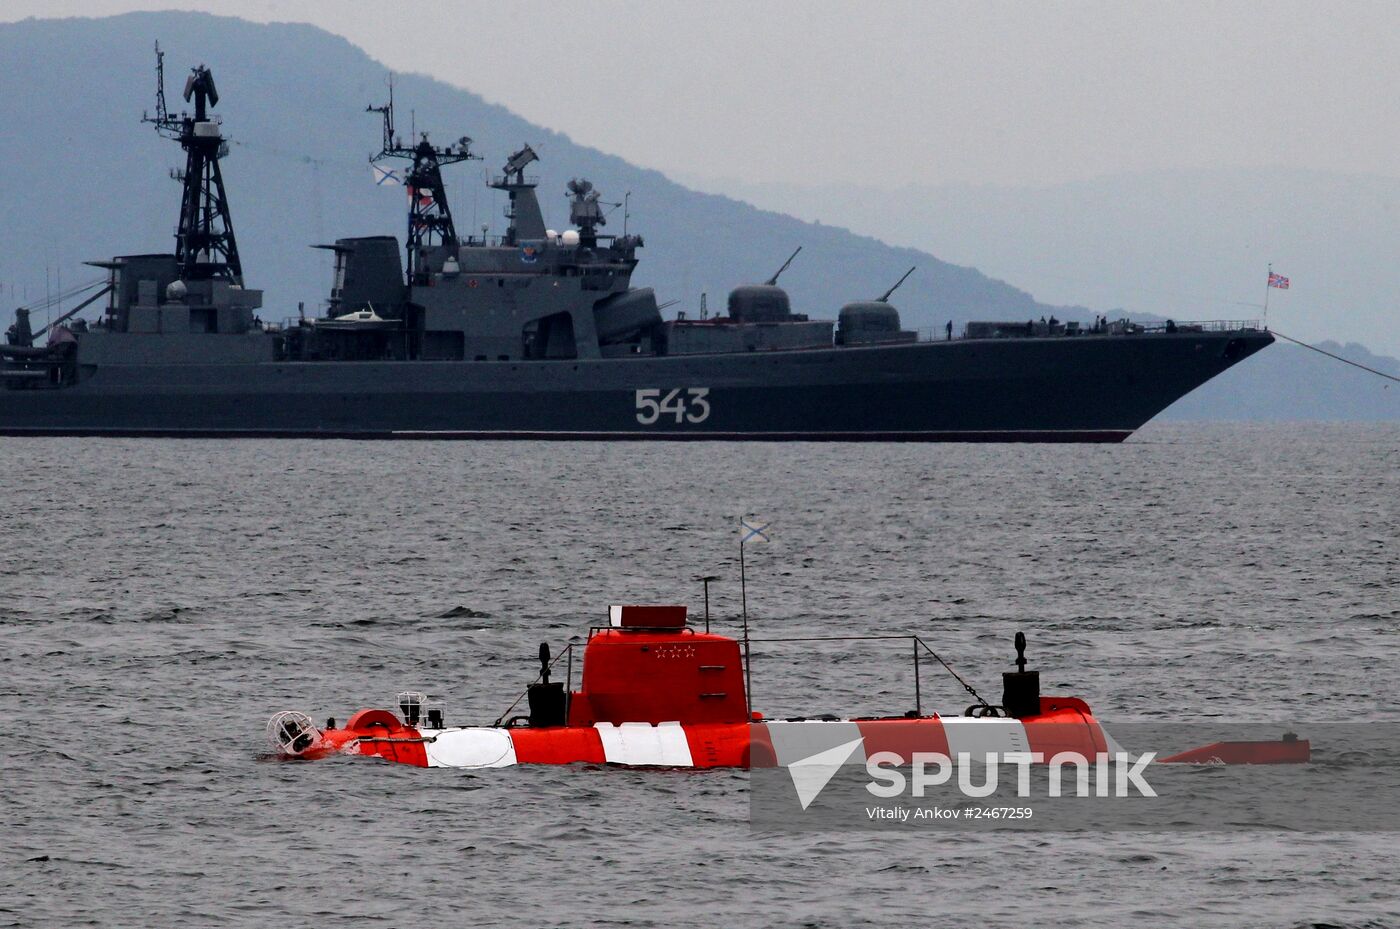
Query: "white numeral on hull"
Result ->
[[635, 388, 711, 425]]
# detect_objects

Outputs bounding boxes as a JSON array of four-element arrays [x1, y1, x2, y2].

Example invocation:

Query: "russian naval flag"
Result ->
[[739, 517, 771, 545], [371, 163, 402, 186]]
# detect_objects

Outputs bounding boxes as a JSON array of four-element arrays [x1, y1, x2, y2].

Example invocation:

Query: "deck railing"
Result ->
[[917, 319, 1264, 342]]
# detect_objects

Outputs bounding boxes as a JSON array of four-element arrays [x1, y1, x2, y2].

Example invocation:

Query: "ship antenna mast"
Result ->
[[152, 41, 169, 124], [878, 266, 916, 302], [143, 43, 243, 284], [368, 78, 480, 286]]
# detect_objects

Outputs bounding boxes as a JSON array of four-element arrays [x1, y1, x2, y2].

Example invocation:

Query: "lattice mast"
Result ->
[[143, 42, 243, 284], [367, 85, 479, 285]]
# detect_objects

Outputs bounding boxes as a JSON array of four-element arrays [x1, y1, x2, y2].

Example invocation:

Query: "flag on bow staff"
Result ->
[[1263, 265, 1290, 325]]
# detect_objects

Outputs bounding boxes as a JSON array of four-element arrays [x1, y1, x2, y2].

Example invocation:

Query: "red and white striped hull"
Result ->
[[306, 700, 1114, 769]]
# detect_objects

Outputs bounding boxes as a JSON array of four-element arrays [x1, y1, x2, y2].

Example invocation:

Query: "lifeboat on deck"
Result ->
[[269, 604, 1308, 769]]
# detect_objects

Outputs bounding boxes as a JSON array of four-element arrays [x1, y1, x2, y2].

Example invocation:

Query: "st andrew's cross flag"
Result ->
[[371, 163, 403, 186], [739, 517, 770, 545]]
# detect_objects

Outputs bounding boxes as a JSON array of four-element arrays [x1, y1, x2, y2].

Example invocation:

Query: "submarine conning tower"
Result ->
[[566, 606, 750, 726]]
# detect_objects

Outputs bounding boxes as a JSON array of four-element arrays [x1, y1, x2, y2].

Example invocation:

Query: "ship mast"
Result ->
[[143, 42, 243, 284], [367, 84, 479, 286]]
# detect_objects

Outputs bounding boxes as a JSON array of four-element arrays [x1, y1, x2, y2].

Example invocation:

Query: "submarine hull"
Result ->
[[0, 330, 1272, 441]]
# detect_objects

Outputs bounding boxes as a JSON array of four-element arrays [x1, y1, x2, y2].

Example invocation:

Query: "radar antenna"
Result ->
[[501, 144, 539, 185], [765, 246, 802, 286], [143, 42, 242, 283], [490, 145, 546, 246], [368, 78, 480, 285], [878, 266, 916, 302], [567, 177, 606, 245]]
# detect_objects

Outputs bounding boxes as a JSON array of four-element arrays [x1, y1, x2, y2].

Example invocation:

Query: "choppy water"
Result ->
[[2, 423, 1397, 928]]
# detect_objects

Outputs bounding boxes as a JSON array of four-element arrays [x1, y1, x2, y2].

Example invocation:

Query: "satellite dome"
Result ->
[[165, 280, 188, 301], [561, 229, 581, 247]]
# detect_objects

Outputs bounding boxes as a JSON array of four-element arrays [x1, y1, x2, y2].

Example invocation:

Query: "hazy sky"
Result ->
[[4, 0, 1398, 188]]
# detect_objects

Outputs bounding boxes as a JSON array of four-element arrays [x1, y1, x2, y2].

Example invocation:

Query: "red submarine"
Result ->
[[269, 603, 1307, 770]]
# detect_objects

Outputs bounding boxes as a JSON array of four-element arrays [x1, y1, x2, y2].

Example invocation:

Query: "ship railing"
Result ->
[[1097, 318, 1266, 334], [1151, 319, 1265, 332], [915, 318, 1265, 342]]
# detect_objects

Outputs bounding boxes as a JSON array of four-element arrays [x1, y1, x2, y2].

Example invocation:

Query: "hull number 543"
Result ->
[[635, 388, 711, 425]]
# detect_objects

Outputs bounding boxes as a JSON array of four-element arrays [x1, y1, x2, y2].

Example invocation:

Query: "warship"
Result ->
[[0, 52, 1272, 441]]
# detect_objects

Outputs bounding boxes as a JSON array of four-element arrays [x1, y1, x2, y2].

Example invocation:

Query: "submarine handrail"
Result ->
[[746, 633, 991, 716], [487, 630, 989, 725]]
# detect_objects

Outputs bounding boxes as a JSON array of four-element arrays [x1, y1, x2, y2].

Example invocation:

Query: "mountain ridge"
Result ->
[[0, 12, 1073, 329]]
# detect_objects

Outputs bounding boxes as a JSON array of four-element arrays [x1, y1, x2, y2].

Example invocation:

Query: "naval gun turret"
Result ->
[[728, 246, 803, 323], [836, 266, 918, 346], [666, 245, 836, 355]]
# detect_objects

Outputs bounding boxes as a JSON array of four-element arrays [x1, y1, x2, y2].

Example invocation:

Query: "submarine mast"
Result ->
[[367, 85, 479, 285], [143, 42, 243, 284]]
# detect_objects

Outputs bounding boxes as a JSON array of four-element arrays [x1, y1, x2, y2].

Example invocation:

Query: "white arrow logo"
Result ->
[[787, 737, 865, 810]]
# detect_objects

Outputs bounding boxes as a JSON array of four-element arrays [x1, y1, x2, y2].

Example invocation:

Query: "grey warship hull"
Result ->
[[2, 56, 1273, 440], [0, 329, 1272, 441]]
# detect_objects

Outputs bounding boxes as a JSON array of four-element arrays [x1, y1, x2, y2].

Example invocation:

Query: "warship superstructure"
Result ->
[[0, 53, 1272, 440]]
